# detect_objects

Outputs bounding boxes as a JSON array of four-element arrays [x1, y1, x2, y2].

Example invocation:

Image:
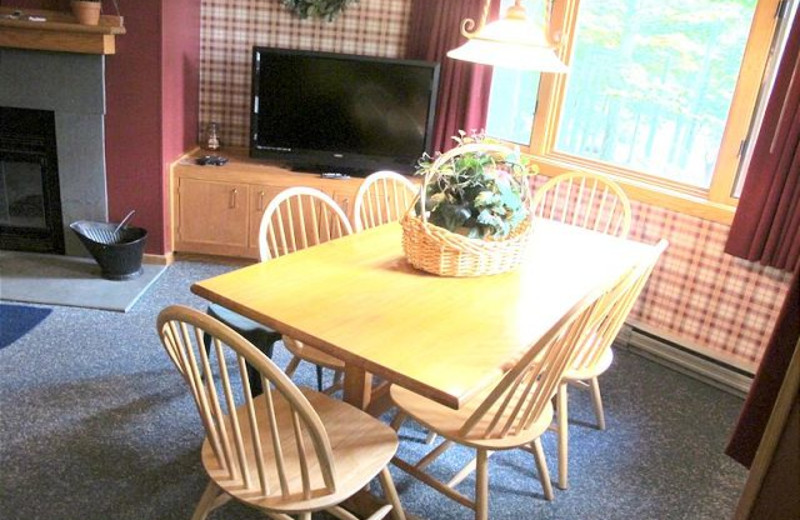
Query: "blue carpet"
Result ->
[[0, 259, 749, 520], [0, 303, 52, 349]]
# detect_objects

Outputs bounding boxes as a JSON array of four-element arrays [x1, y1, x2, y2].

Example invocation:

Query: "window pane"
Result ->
[[555, 0, 757, 188], [486, 0, 542, 144], [486, 69, 539, 144]]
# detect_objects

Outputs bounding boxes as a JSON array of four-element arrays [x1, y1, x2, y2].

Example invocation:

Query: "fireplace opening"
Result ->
[[0, 107, 64, 254]]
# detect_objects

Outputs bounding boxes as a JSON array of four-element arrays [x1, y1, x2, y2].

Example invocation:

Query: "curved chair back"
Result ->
[[458, 282, 609, 440], [258, 186, 353, 261], [352, 170, 418, 232], [157, 305, 338, 500], [570, 239, 668, 373], [531, 171, 632, 238]]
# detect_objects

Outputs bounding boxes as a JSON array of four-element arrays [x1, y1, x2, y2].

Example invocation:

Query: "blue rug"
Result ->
[[0, 303, 52, 349]]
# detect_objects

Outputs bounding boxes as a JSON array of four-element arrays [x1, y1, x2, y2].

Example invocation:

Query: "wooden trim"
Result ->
[[733, 341, 800, 519], [707, 0, 781, 206], [0, 8, 125, 55], [143, 252, 174, 266]]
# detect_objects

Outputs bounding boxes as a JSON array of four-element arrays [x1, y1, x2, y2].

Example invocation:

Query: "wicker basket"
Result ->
[[401, 143, 534, 277]]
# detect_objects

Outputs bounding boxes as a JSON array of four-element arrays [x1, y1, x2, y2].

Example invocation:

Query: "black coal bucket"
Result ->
[[70, 216, 148, 281]]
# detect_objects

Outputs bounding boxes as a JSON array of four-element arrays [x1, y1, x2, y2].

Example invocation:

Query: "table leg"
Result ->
[[343, 363, 373, 410]]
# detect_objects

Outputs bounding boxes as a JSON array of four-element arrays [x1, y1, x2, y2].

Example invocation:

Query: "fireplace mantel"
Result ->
[[0, 7, 125, 55]]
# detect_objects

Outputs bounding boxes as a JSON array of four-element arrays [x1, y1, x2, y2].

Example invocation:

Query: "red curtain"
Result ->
[[725, 262, 800, 468], [725, 13, 800, 272], [406, 0, 499, 152]]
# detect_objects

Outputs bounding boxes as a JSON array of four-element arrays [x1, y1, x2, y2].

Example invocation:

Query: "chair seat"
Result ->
[[564, 346, 614, 382], [283, 336, 345, 371], [202, 387, 398, 514], [390, 382, 554, 451]]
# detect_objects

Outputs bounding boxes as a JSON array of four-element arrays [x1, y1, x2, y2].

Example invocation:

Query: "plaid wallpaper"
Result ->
[[198, 0, 792, 369], [199, 0, 411, 149], [625, 202, 791, 367]]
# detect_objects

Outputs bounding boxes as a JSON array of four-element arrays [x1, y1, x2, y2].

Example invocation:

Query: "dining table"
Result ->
[[190, 217, 654, 413]]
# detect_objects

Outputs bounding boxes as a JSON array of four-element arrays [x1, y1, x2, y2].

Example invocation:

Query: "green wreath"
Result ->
[[282, 0, 359, 21]]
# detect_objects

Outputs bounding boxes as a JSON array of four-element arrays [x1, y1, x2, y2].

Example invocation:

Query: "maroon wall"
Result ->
[[104, 1, 165, 253], [160, 0, 201, 250], [105, 0, 200, 255]]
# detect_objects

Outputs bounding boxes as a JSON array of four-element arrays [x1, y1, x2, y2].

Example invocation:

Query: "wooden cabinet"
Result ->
[[171, 148, 361, 259], [176, 177, 250, 255]]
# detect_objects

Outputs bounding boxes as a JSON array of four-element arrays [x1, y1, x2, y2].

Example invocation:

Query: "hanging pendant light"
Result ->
[[447, 0, 568, 73]]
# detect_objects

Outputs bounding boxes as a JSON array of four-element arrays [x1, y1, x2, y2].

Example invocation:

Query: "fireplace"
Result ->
[[0, 48, 109, 256], [0, 107, 64, 253]]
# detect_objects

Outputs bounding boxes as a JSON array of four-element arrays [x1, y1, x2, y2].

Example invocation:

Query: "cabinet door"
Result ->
[[248, 184, 284, 258], [176, 177, 250, 255]]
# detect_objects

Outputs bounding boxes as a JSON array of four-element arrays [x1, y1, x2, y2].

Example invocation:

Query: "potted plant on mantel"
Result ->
[[401, 132, 538, 277], [70, 0, 101, 26]]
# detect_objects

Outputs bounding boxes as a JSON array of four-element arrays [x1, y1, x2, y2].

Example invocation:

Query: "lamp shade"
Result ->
[[447, 4, 568, 73], [447, 38, 569, 72]]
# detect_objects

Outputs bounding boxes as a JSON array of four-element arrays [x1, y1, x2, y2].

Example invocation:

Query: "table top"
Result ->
[[191, 219, 653, 410]]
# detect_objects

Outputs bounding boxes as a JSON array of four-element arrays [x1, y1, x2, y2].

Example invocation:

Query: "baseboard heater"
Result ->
[[621, 323, 755, 398]]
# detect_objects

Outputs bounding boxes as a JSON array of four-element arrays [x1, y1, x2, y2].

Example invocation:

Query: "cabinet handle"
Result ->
[[230, 188, 238, 209], [258, 190, 265, 211]]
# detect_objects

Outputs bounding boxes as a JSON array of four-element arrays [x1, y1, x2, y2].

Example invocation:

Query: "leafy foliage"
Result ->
[[415, 132, 537, 239], [282, 0, 359, 21]]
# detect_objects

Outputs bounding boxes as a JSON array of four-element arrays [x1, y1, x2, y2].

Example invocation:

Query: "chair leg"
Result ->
[[378, 466, 407, 520], [316, 364, 324, 392], [556, 382, 569, 490], [284, 355, 301, 377], [589, 376, 606, 430], [475, 449, 489, 520], [531, 438, 554, 501], [191, 480, 224, 520], [390, 411, 408, 431], [425, 431, 438, 445]]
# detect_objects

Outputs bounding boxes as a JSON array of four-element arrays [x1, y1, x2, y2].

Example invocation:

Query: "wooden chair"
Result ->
[[352, 171, 418, 232], [157, 305, 406, 520], [555, 239, 668, 490], [531, 171, 632, 238], [388, 281, 612, 520], [258, 186, 353, 394]]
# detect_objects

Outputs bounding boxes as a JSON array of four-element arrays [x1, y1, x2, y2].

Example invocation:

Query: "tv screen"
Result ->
[[250, 47, 439, 176]]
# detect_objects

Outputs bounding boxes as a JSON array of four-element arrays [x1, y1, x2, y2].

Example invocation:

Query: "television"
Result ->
[[249, 47, 440, 176]]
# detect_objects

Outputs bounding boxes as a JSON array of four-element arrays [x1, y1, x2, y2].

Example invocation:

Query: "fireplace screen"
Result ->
[[0, 107, 64, 254], [1, 155, 48, 229]]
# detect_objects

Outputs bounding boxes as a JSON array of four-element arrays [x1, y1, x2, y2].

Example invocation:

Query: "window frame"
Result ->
[[506, 0, 783, 224]]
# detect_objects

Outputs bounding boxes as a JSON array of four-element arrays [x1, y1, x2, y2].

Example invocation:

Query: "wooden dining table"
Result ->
[[191, 218, 653, 413]]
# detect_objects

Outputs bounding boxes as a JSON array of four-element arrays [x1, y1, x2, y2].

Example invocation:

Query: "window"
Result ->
[[486, 0, 786, 222]]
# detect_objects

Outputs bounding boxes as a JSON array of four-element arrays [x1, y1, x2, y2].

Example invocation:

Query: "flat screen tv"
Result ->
[[250, 47, 440, 176]]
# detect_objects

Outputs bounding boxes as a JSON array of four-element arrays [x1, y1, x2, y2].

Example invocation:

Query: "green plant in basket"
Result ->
[[415, 132, 538, 239]]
